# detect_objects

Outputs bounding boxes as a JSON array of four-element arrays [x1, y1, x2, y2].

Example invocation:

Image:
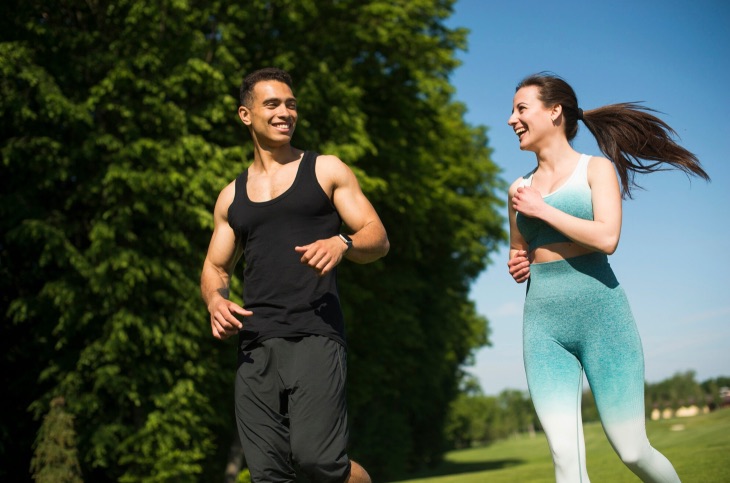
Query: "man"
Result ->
[[200, 67, 389, 483]]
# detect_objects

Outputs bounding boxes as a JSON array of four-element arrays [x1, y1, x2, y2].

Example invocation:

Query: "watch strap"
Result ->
[[338, 233, 353, 250]]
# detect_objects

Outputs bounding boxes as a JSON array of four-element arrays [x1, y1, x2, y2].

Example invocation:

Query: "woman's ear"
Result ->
[[551, 103, 563, 122]]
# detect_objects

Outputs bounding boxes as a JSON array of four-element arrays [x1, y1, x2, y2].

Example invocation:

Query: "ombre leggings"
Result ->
[[523, 252, 680, 482]]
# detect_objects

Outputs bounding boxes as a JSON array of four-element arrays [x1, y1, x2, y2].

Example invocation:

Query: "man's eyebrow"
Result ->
[[262, 96, 297, 103]]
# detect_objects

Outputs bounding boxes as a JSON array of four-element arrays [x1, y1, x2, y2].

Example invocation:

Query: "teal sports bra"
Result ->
[[516, 154, 594, 251]]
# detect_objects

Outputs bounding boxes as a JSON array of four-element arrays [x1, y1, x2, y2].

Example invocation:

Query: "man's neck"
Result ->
[[252, 144, 302, 173]]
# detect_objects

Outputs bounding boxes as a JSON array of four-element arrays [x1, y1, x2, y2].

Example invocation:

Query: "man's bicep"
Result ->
[[317, 155, 384, 234], [207, 184, 241, 273], [206, 222, 241, 274], [329, 164, 377, 230]]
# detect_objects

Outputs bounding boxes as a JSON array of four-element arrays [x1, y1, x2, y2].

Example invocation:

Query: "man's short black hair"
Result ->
[[239, 67, 293, 107]]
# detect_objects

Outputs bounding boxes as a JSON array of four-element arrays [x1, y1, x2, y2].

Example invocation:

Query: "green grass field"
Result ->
[[387, 409, 730, 482]]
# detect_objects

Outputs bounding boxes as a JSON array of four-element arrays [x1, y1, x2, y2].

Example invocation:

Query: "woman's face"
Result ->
[[507, 85, 556, 152]]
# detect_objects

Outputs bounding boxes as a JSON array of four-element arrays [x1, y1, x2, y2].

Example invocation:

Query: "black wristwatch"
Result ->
[[338, 233, 353, 251]]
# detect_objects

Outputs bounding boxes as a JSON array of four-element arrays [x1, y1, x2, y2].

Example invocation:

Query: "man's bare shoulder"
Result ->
[[314, 153, 348, 169], [214, 179, 238, 218], [220, 178, 237, 201], [314, 153, 354, 184]]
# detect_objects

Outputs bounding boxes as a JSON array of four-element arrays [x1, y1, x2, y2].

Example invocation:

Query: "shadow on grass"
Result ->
[[400, 457, 525, 479]]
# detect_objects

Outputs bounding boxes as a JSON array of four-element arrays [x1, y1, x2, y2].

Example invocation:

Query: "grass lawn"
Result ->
[[386, 408, 730, 482]]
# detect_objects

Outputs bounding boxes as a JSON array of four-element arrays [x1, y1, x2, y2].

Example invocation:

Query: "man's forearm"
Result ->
[[200, 262, 231, 308], [347, 221, 390, 264]]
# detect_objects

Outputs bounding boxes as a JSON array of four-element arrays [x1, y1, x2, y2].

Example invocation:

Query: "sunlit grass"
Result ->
[[387, 409, 730, 482]]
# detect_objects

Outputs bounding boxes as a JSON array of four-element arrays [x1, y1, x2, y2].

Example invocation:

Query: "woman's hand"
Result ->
[[512, 186, 545, 219], [508, 250, 531, 283]]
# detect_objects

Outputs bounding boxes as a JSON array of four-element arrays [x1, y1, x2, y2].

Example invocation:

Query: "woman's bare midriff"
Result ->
[[529, 242, 596, 264]]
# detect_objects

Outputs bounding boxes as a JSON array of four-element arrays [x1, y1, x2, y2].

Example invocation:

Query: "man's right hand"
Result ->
[[208, 297, 252, 340]]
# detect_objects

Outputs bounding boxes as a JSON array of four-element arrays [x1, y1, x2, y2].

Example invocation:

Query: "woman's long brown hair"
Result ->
[[517, 72, 710, 198]]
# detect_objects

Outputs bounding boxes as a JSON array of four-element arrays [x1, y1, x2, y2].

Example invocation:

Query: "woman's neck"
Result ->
[[534, 139, 577, 172]]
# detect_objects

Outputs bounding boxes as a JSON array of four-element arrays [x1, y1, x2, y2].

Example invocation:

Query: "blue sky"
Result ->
[[446, 0, 730, 395]]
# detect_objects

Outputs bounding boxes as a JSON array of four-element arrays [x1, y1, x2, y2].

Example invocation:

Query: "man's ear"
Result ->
[[238, 105, 251, 126]]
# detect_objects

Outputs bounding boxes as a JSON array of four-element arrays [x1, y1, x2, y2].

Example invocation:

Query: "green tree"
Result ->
[[496, 389, 539, 438], [1, 0, 505, 480], [2, 1, 241, 480], [30, 397, 83, 483], [444, 381, 541, 450], [645, 371, 706, 415], [700, 377, 730, 410], [444, 392, 501, 449]]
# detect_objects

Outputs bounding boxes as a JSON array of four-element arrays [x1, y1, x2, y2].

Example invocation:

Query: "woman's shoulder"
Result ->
[[509, 176, 525, 196], [585, 155, 620, 189], [585, 155, 615, 175], [585, 154, 611, 166], [509, 167, 536, 195]]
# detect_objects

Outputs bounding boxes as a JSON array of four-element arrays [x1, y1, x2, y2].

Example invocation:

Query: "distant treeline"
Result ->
[[445, 371, 730, 449]]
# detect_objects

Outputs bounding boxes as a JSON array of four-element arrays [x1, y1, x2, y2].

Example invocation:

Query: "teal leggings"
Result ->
[[523, 253, 679, 482]]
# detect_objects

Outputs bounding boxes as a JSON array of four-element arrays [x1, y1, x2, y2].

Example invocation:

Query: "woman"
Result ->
[[506, 72, 708, 482]]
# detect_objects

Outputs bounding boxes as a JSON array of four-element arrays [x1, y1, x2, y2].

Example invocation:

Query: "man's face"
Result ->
[[239, 80, 297, 146]]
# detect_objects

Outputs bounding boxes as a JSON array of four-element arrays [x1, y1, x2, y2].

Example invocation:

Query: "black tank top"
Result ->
[[227, 151, 345, 349]]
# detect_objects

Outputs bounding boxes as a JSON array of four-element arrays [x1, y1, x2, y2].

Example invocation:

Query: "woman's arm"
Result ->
[[507, 178, 531, 283], [511, 157, 623, 254]]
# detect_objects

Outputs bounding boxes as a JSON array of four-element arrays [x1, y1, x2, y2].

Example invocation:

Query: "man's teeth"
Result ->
[[515, 128, 526, 136]]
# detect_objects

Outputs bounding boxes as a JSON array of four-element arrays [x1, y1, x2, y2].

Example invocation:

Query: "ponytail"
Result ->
[[517, 72, 710, 198], [581, 103, 709, 198]]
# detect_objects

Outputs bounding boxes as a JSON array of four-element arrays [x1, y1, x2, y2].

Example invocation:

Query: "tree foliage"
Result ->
[[1, 0, 505, 480], [30, 397, 83, 483], [444, 384, 540, 450], [2, 2, 249, 480], [645, 370, 707, 412], [700, 376, 730, 410], [446, 372, 729, 452]]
